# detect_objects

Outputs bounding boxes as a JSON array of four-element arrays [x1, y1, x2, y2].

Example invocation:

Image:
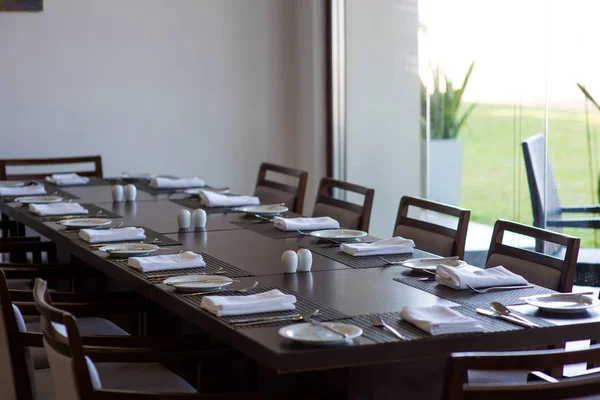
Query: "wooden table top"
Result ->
[[3, 184, 600, 375]]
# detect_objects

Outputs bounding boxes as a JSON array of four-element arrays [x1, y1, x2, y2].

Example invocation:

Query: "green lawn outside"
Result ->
[[460, 102, 600, 247]]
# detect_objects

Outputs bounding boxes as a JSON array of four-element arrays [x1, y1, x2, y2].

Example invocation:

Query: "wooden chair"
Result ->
[[253, 162, 308, 214], [33, 278, 259, 399], [312, 178, 375, 231], [0, 155, 103, 180], [485, 220, 580, 292], [444, 344, 600, 400], [393, 196, 470, 259], [523, 134, 600, 285]]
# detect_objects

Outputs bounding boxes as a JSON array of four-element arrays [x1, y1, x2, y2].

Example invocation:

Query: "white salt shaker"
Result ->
[[177, 209, 191, 230], [296, 249, 313, 272], [282, 250, 298, 273], [192, 209, 207, 230], [111, 185, 124, 202], [124, 184, 137, 201]]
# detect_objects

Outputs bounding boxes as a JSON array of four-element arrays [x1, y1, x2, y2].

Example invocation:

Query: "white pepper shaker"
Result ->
[[296, 249, 313, 272], [111, 185, 124, 202], [177, 209, 191, 230], [282, 250, 298, 273], [124, 184, 137, 201], [192, 209, 207, 230]]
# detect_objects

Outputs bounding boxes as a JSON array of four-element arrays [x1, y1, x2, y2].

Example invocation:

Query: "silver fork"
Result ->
[[466, 284, 534, 294], [370, 314, 407, 340], [182, 281, 259, 297]]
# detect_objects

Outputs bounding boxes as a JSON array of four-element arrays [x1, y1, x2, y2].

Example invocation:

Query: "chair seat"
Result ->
[[28, 318, 129, 369], [95, 362, 197, 393]]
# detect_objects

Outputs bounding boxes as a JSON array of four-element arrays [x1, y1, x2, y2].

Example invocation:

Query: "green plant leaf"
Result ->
[[577, 83, 600, 112]]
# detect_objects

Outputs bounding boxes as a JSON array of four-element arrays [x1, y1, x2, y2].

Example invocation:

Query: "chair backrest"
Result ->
[[0, 271, 35, 400], [0, 241, 57, 264], [485, 220, 579, 292], [253, 163, 308, 214], [393, 196, 470, 259], [0, 156, 103, 180], [312, 177, 375, 231], [444, 344, 600, 400]]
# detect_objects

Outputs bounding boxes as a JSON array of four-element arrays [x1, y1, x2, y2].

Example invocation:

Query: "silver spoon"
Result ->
[[490, 302, 539, 327]]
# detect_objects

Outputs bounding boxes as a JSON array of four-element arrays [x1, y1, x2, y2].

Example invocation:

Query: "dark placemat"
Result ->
[[169, 197, 243, 215], [176, 286, 349, 329], [393, 276, 556, 307], [299, 244, 435, 269], [108, 253, 254, 280], [230, 219, 304, 239], [33, 203, 122, 222], [61, 226, 181, 248], [342, 306, 554, 344], [1, 186, 79, 203]]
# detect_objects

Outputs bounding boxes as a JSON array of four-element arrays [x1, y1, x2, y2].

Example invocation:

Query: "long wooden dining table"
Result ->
[[2, 178, 600, 399]]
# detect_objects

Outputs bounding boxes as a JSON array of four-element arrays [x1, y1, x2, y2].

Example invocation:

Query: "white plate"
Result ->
[[183, 187, 230, 195], [278, 322, 363, 345], [402, 259, 467, 271], [308, 229, 367, 241], [15, 196, 64, 204], [99, 243, 160, 258], [168, 275, 234, 292], [237, 204, 289, 216], [0, 180, 26, 187], [522, 293, 600, 313], [56, 218, 112, 229]]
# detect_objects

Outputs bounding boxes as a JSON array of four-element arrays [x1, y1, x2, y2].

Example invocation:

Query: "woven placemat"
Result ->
[[394, 276, 556, 307], [61, 226, 181, 248], [175, 286, 349, 329], [33, 204, 122, 222], [2, 187, 79, 203], [108, 253, 254, 280], [169, 197, 244, 215], [299, 244, 435, 269], [230, 219, 304, 239], [342, 306, 554, 344]]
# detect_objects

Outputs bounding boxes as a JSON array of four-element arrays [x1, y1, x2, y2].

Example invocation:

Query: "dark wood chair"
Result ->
[[393, 196, 470, 259], [312, 177, 375, 231], [485, 220, 580, 292], [523, 134, 600, 285], [444, 344, 600, 400], [33, 278, 260, 400], [253, 162, 308, 214], [0, 155, 103, 180]]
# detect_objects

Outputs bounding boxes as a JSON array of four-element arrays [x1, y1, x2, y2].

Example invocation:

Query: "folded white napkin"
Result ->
[[201, 289, 296, 317], [45, 173, 90, 186], [79, 227, 146, 244], [435, 265, 528, 290], [0, 184, 46, 197], [400, 305, 484, 335], [340, 237, 415, 257], [149, 177, 205, 189], [29, 203, 88, 216], [273, 216, 340, 231], [199, 190, 259, 208], [128, 251, 206, 273]]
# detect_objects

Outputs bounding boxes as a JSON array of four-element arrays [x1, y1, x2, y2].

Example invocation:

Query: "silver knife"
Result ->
[[476, 308, 535, 328], [229, 313, 300, 325]]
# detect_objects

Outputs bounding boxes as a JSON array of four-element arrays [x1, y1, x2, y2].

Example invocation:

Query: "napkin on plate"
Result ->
[[29, 203, 88, 216], [273, 216, 340, 231], [400, 305, 484, 335], [149, 177, 205, 189], [435, 265, 528, 290], [199, 190, 259, 208], [340, 237, 415, 256], [79, 227, 146, 244], [45, 173, 90, 186], [0, 184, 46, 197], [200, 289, 296, 317], [128, 251, 206, 273]]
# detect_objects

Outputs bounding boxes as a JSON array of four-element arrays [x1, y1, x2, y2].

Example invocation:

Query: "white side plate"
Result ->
[[237, 205, 289, 216], [15, 196, 64, 204], [402, 259, 467, 271], [309, 229, 367, 241], [99, 243, 159, 258], [278, 322, 363, 345], [56, 218, 112, 229], [169, 275, 234, 292], [0, 181, 26, 187], [522, 294, 600, 313]]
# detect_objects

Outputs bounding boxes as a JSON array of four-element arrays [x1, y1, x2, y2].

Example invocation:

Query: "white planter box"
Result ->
[[427, 139, 464, 206]]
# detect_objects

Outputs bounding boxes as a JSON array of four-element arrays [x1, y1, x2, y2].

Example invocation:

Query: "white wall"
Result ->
[[0, 0, 326, 203], [346, 0, 421, 237]]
